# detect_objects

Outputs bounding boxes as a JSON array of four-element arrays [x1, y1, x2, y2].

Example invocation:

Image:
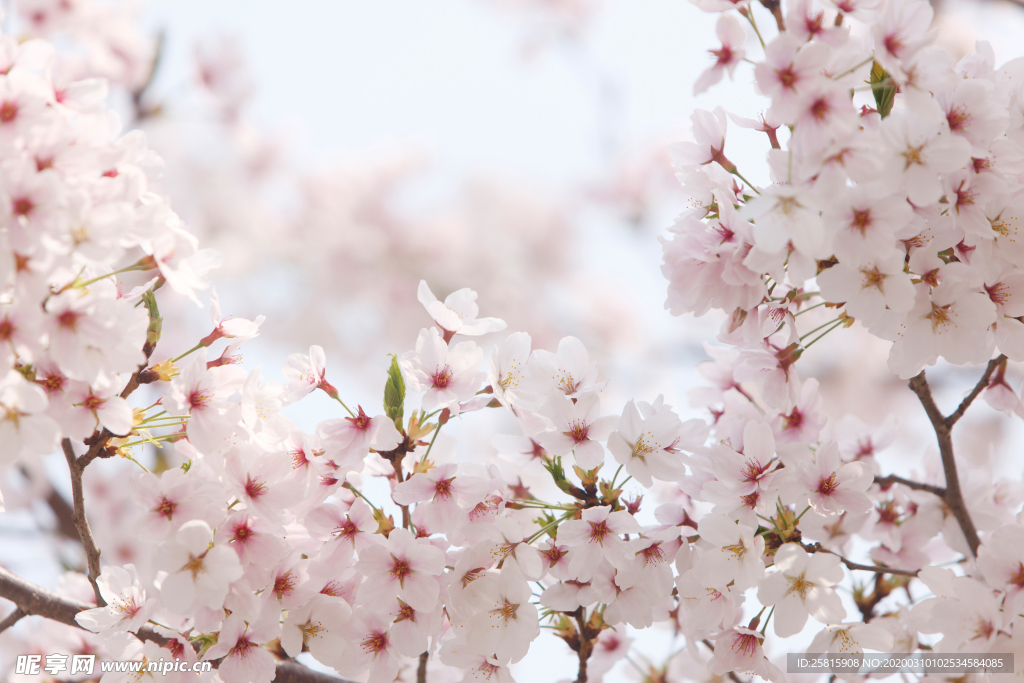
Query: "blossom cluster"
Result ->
[[2, 0, 1024, 682], [666, 0, 1024, 381]]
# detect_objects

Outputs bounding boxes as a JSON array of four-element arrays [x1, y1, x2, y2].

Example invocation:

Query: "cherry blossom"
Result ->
[[757, 543, 846, 636], [694, 15, 747, 94], [797, 440, 873, 516], [617, 399, 707, 484], [354, 527, 445, 612], [75, 565, 155, 634], [203, 609, 280, 683], [401, 327, 485, 414], [461, 567, 540, 664], [557, 505, 642, 581], [417, 280, 507, 338], [392, 463, 488, 534], [709, 627, 784, 683], [537, 392, 617, 469], [156, 520, 243, 615]]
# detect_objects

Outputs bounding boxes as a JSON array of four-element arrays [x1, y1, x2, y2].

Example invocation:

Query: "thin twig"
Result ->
[[806, 542, 919, 577], [61, 438, 105, 606], [907, 367, 989, 557], [873, 474, 945, 498], [0, 567, 355, 683], [947, 355, 1006, 427], [0, 606, 25, 633]]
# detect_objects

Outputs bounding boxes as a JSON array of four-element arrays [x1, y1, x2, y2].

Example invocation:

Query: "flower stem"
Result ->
[[799, 316, 843, 340], [333, 394, 355, 418], [802, 320, 844, 349], [343, 482, 381, 514], [170, 342, 205, 364]]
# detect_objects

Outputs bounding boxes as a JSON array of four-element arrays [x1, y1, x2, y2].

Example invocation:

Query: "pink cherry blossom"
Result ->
[[401, 327, 485, 414]]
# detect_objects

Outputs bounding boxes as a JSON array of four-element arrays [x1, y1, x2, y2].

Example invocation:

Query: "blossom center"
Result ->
[[817, 472, 839, 495], [394, 602, 417, 623], [860, 266, 886, 292], [273, 571, 296, 598], [495, 599, 519, 622], [0, 100, 19, 123], [244, 474, 268, 499], [154, 497, 177, 520], [361, 631, 389, 655], [390, 556, 412, 587], [740, 490, 760, 510], [928, 302, 953, 331], [986, 282, 1009, 306], [230, 637, 258, 659], [850, 208, 872, 235], [901, 143, 925, 169], [731, 633, 760, 657], [345, 406, 372, 430], [568, 421, 590, 443], [182, 554, 205, 579], [188, 389, 211, 410], [56, 310, 79, 331], [300, 620, 323, 640], [786, 573, 813, 599], [947, 105, 971, 132], [434, 477, 456, 500], [776, 65, 798, 89], [432, 366, 453, 388], [588, 520, 612, 544], [640, 542, 665, 565], [232, 521, 254, 542]]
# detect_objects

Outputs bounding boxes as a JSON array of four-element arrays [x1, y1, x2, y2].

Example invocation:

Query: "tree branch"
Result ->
[[0, 606, 25, 633], [61, 438, 106, 606], [907, 369, 983, 557], [873, 474, 945, 498], [574, 609, 591, 683], [947, 355, 1006, 427], [805, 543, 919, 577], [417, 651, 428, 683], [0, 566, 355, 683]]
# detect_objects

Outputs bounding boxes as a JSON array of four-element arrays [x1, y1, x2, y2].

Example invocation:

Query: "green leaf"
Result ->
[[141, 289, 163, 357], [870, 61, 896, 119], [384, 354, 405, 429]]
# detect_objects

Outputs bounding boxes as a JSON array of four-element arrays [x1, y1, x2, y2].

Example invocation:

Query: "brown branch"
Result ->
[[947, 355, 1006, 427], [873, 474, 945, 498], [0, 606, 25, 633], [758, 0, 786, 30], [574, 608, 593, 683], [61, 438, 106, 606], [0, 566, 355, 683], [907, 367, 987, 557], [417, 651, 428, 683], [805, 543, 919, 577], [77, 296, 162, 469]]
